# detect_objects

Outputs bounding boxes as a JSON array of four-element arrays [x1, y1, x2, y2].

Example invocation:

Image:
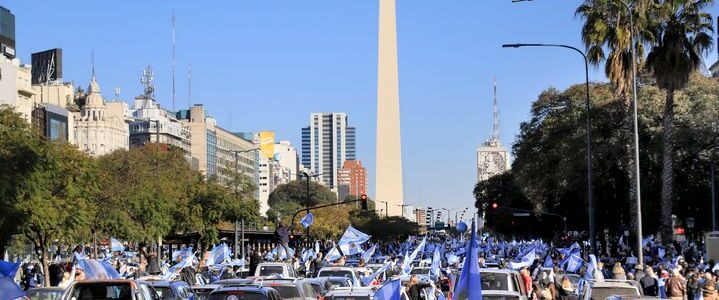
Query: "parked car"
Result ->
[[256, 277, 317, 300], [136, 281, 161, 300], [254, 262, 298, 278], [207, 285, 281, 300], [26, 287, 64, 300], [480, 269, 529, 300], [579, 280, 641, 300], [213, 279, 256, 288], [61, 279, 146, 300]]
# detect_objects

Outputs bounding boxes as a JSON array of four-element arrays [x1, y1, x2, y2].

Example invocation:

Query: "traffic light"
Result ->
[[361, 194, 368, 210], [491, 202, 498, 209]]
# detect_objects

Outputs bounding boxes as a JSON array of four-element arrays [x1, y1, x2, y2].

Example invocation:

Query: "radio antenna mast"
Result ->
[[188, 63, 192, 107], [172, 11, 176, 112]]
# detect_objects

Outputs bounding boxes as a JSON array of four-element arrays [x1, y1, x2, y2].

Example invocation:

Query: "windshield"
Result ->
[[69, 283, 133, 300], [319, 270, 353, 279], [311, 284, 324, 294], [481, 273, 510, 291], [208, 292, 268, 300], [410, 268, 430, 275], [155, 287, 174, 300], [590, 287, 640, 300], [328, 279, 352, 289], [268, 285, 301, 299], [258, 266, 284, 276], [26, 290, 63, 300]]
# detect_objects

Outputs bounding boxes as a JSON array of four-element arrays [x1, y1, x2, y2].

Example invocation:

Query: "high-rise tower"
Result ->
[[477, 79, 511, 182], [375, 0, 403, 216]]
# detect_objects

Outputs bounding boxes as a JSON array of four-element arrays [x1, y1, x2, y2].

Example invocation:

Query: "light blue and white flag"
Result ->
[[453, 219, 483, 300], [431, 247, 442, 277], [161, 253, 196, 280], [563, 254, 584, 273], [338, 225, 371, 255], [205, 244, 230, 266], [325, 246, 342, 262], [403, 237, 427, 274], [111, 238, 124, 252], [362, 262, 392, 286], [543, 255, 554, 269], [77, 259, 121, 280], [300, 212, 314, 228], [374, 278, 401, 300], [172, 246, 193, 262], [362, 244, 377, 263]]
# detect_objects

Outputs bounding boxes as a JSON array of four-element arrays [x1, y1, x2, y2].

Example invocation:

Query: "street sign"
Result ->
[[513, 213, 531, 217], [435, 222, 445, 230]]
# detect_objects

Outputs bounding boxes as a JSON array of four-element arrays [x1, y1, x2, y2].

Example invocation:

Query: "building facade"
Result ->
[[273, 140, 299, 185], [477, 80, 511, 182], [337, 160, 367, 200], [74, 76, 129, 156], [0, 6, 15, 59], [301, 112, 356, 187]]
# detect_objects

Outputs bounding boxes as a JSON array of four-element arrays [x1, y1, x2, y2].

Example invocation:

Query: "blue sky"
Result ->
[[9, 1, 718, 216]]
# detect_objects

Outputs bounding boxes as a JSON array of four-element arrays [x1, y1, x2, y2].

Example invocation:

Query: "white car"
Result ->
[[254, 262, 299, 278], [579, 280, 641, 300], [317, 266, 363, 286]]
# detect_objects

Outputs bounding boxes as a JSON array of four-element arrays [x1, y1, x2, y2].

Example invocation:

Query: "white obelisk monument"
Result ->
[[375, 0, 404, 217]]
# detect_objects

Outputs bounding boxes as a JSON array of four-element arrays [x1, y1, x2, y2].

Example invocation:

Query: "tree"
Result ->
[[0, 106, 43, 257], [267, 180, 337, 220], [576, 0, 654, 234], [645, 0, 714, 241]]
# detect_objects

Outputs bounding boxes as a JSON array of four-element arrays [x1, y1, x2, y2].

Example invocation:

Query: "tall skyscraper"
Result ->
[[301, 113, 356, 188], [375, 0, 404, 216], [477, 79, 511, 182]]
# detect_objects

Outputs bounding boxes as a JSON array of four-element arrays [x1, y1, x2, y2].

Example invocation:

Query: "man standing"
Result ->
[[275, 222, 291, 261], [665, 269, 686, 300], [639, 268, 659, 296]]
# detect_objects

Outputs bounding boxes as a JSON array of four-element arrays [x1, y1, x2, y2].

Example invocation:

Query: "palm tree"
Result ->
[[645, 0, 713, 242], [576, 0, 653, 235]]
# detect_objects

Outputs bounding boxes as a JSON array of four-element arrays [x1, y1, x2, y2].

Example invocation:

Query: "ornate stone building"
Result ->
[[74, 76, 129, 156]]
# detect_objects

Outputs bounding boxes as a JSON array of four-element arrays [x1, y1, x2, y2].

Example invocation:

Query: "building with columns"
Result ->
[[74, 76, 129, 156]]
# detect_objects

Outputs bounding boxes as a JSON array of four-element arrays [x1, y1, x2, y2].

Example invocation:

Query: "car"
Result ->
[[579, 280, 642, 300], [26, 287, 64, 300], [316, 267, 362, 286], [254, 262, 298, 278], [304, 278, 333, 297], [324, 287, 376, 300], [61, 279, 146, 300], [192, 284, 219, 300], [481, 290, 524, 300], [213, 279, 256, 288], [136, 281, 161, 300], [207, 285, 282, 300], [142, 280, 197, 300], [479, 269, 529, 300], [256, 277, 317, 300]]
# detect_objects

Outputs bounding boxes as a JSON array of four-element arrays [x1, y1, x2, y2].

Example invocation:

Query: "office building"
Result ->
[[301, 112, 356, 187], [129, 67, 191, 161], [337, 160, 367, 200], [415, 207, 427, 226], [178, 104, 257, 179], [0, 6, 14, 59], [273, 140, 299, 185], [74, 76, 129, 156], [402, 205, 414, 220], [0, 57, 34, 121]]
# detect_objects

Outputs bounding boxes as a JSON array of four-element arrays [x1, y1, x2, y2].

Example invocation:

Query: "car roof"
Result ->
[[257, 262, 290, 266], [588, 280, 639, 288], [319, 266, 355, 271], [192, 284, 219, 289], [212, 285, 274, 294], [214, 278, 256, 285], [29, 287, 65, 291], [480, 268, 519, 274], [482, 290, 522, 296], [325, 287, 375, 296]]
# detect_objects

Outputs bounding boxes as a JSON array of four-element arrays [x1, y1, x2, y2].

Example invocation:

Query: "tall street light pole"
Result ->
[[502, 43, 596, 254], [232, 147, 260, 260], [615, 0, 644, 267]]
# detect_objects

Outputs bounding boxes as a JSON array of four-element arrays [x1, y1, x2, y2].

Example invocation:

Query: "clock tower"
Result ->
[[477, 79, 511, 182]]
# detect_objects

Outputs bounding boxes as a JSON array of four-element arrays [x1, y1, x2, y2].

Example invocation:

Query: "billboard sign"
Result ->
[[31, 48, 63, 84], [259, 131, 275, 159]]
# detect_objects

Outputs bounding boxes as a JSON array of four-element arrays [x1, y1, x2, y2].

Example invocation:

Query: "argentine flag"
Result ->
[[338, 225, 370, 255]]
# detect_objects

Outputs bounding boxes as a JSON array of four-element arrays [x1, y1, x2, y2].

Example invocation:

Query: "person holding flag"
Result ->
[[453, 219, 482, 300]]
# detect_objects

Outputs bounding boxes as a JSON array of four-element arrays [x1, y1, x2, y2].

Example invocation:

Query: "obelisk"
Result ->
[[375, 0, 403, 217]]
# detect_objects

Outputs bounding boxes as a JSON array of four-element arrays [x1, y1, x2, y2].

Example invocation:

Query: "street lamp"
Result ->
[[230, 147, 260, 260], [377, 201, 390, 218], [502, 43, 596, 254]]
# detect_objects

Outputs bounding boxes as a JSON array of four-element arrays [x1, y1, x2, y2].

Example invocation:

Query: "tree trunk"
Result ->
[[660, 89, 676, 243], [622, 93, 639, 240], [40, 237, 50, 287]]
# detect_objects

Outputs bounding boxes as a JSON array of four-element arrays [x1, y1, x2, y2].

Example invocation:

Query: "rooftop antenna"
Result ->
[[140, 66, 155, 108], [114, 87, 121, 101], [172, 11, 176, 112], [91, 50, 95, 80], [491, 78, 501, 146]]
